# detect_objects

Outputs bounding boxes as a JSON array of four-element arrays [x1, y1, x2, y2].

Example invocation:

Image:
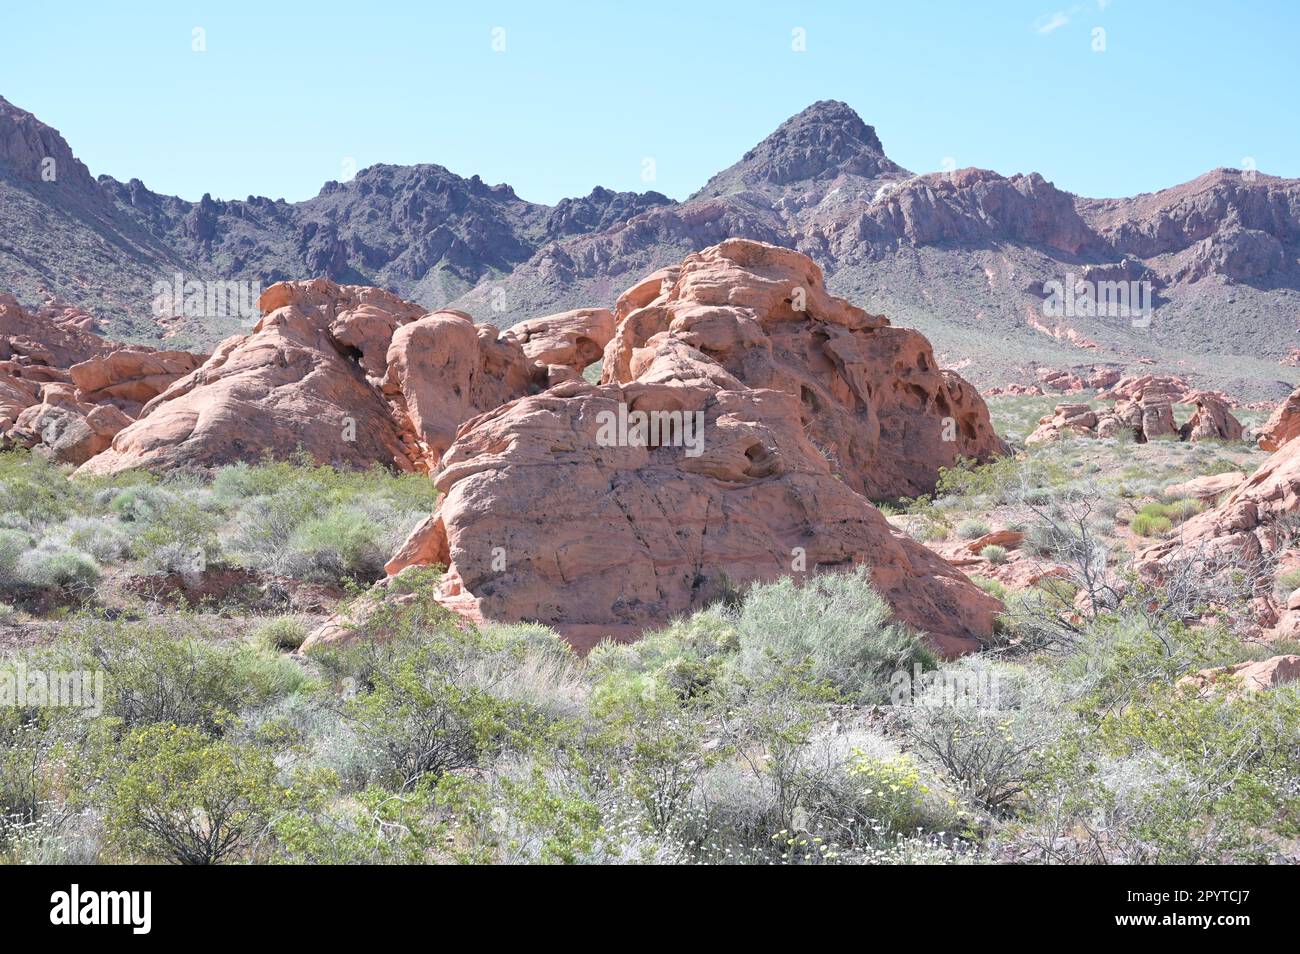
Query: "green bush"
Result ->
[[904, 663, 1059, 814], [61, 516, 132, 563], [0, 528, 29, 589], [72, 619, 303, 734], [319, 606, 547, 790], [0, 450, 84, 524], [1274, 568, 1300, 596], [979, 544, 1009, 565], [219, 460, 433, 583], [847, 751, 932, 837], [251, 616, 309, 652], [733, 568, 935, 704], [103, 724, 288, 864], [955, 518, 992, 540], [16, 542, 100, 590], [287, 504, 388, 582], [1130, 513, 1173, 537], [1029, 681, 1300, 864]]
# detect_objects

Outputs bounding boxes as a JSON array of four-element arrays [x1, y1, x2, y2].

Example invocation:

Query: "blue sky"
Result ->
[[2, 1, 1296, 205]]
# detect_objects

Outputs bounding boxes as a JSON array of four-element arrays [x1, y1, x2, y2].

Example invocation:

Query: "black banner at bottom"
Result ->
[[0, 864, 1280, 940]]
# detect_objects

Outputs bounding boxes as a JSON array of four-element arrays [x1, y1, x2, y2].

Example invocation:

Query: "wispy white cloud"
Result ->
[[1034, 2, 1109, 34], [1035, 11, 1072, 33]]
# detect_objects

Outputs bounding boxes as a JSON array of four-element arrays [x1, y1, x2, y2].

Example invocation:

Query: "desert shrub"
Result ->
[[904, 661, 1060, 815], [0, 529, 29, 589], [1062, 615, 1241, 715], [971, 576, 1008, 602], [733, 568, 935, 704], [0, 697, 103, 854], [16, 541, 100, 591], [109, 483, 181, 524], [273, 777, 441, 864], [113, 484, 222, 573], [219, 461, 433, 583], [1164, 498, 1205, 522], [323, 614, 550, 790], [936, 455, 1037, 506], [0, 706, 55, 836], [251, 616, 309, 652], [979, 544, 1009, 565], [696, 667, 840, 849], [846, 751, 932, 837], [476, 623, 586, 720], [1130, 513, 1173, 537], [1024, 521, 1074, 557], [588, 604, 737, 699], [913, 522, 948, 542], [0, 450, 84, 524], [956, 519, 992, 540], [102, 724, 288, 864], [71, 618, 302, 734], [1022, 682, 1300, 864], [1137, 499, 1203, 525], [285, 504, 389, 583], [1274, 567, 1300, 596], [432, 768, 608, 865], [589, 675, 714, 835], [60, 516, 132, 563], [0, 602, 15, 624]]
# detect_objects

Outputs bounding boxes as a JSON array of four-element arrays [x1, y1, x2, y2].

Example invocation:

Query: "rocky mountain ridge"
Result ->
[[2, 96, 1297, 399]]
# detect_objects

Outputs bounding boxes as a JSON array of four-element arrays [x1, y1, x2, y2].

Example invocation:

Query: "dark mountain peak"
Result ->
[[691, 100, 906, 200], [0, 94, 95, 189], [543, 186, 673, 239], [782, 100, 885, 152]]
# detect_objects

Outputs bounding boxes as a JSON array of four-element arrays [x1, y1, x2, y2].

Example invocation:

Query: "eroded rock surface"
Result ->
[[599, 239, 1006, 499], [1, 295, 203, 463], [384, 376, 1000, 656], [78, 280, 551, 476], [376, 241, 1008, 655], [1258, 384, 1300, 452]]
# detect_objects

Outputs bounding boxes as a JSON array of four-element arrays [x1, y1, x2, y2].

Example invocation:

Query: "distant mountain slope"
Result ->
[[2, 95, 1297, 398], [450, 102, 1300, 400], [0, 95, 669, 349]]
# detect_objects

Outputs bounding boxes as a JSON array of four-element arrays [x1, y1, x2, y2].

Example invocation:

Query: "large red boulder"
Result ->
[[382, 377, 1000, 657], [77, 280, 543, 476], [1257, 384, 1300, 451], [1, 294, 205, 463], [599, 239, 1007, 500], [373, 242, 1008, 656], [503, 307, 616, 386]]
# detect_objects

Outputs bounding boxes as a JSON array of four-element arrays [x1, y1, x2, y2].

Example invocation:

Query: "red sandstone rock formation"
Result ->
[[369, 241, 1008, 656], [1181, 655, 1300, 697], [599, 239, 1007, 500], [1, 294, 205, 463], [380, 376, 1000, 657], [1163, 472, 1246, 502], [503, 307, 616, 386], [1026, 403, 1098, 444], [1179, 391, 1244, 442], [1095, 374, 1192, 403], [1026, 391, 1241, 445], [1257, 384, 1300, 451], [1135, 423, 1300, 638], [76, 281, 560, 476]]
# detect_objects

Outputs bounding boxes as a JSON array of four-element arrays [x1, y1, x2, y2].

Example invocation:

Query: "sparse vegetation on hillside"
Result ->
[[1, 404, 1296, 865]]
